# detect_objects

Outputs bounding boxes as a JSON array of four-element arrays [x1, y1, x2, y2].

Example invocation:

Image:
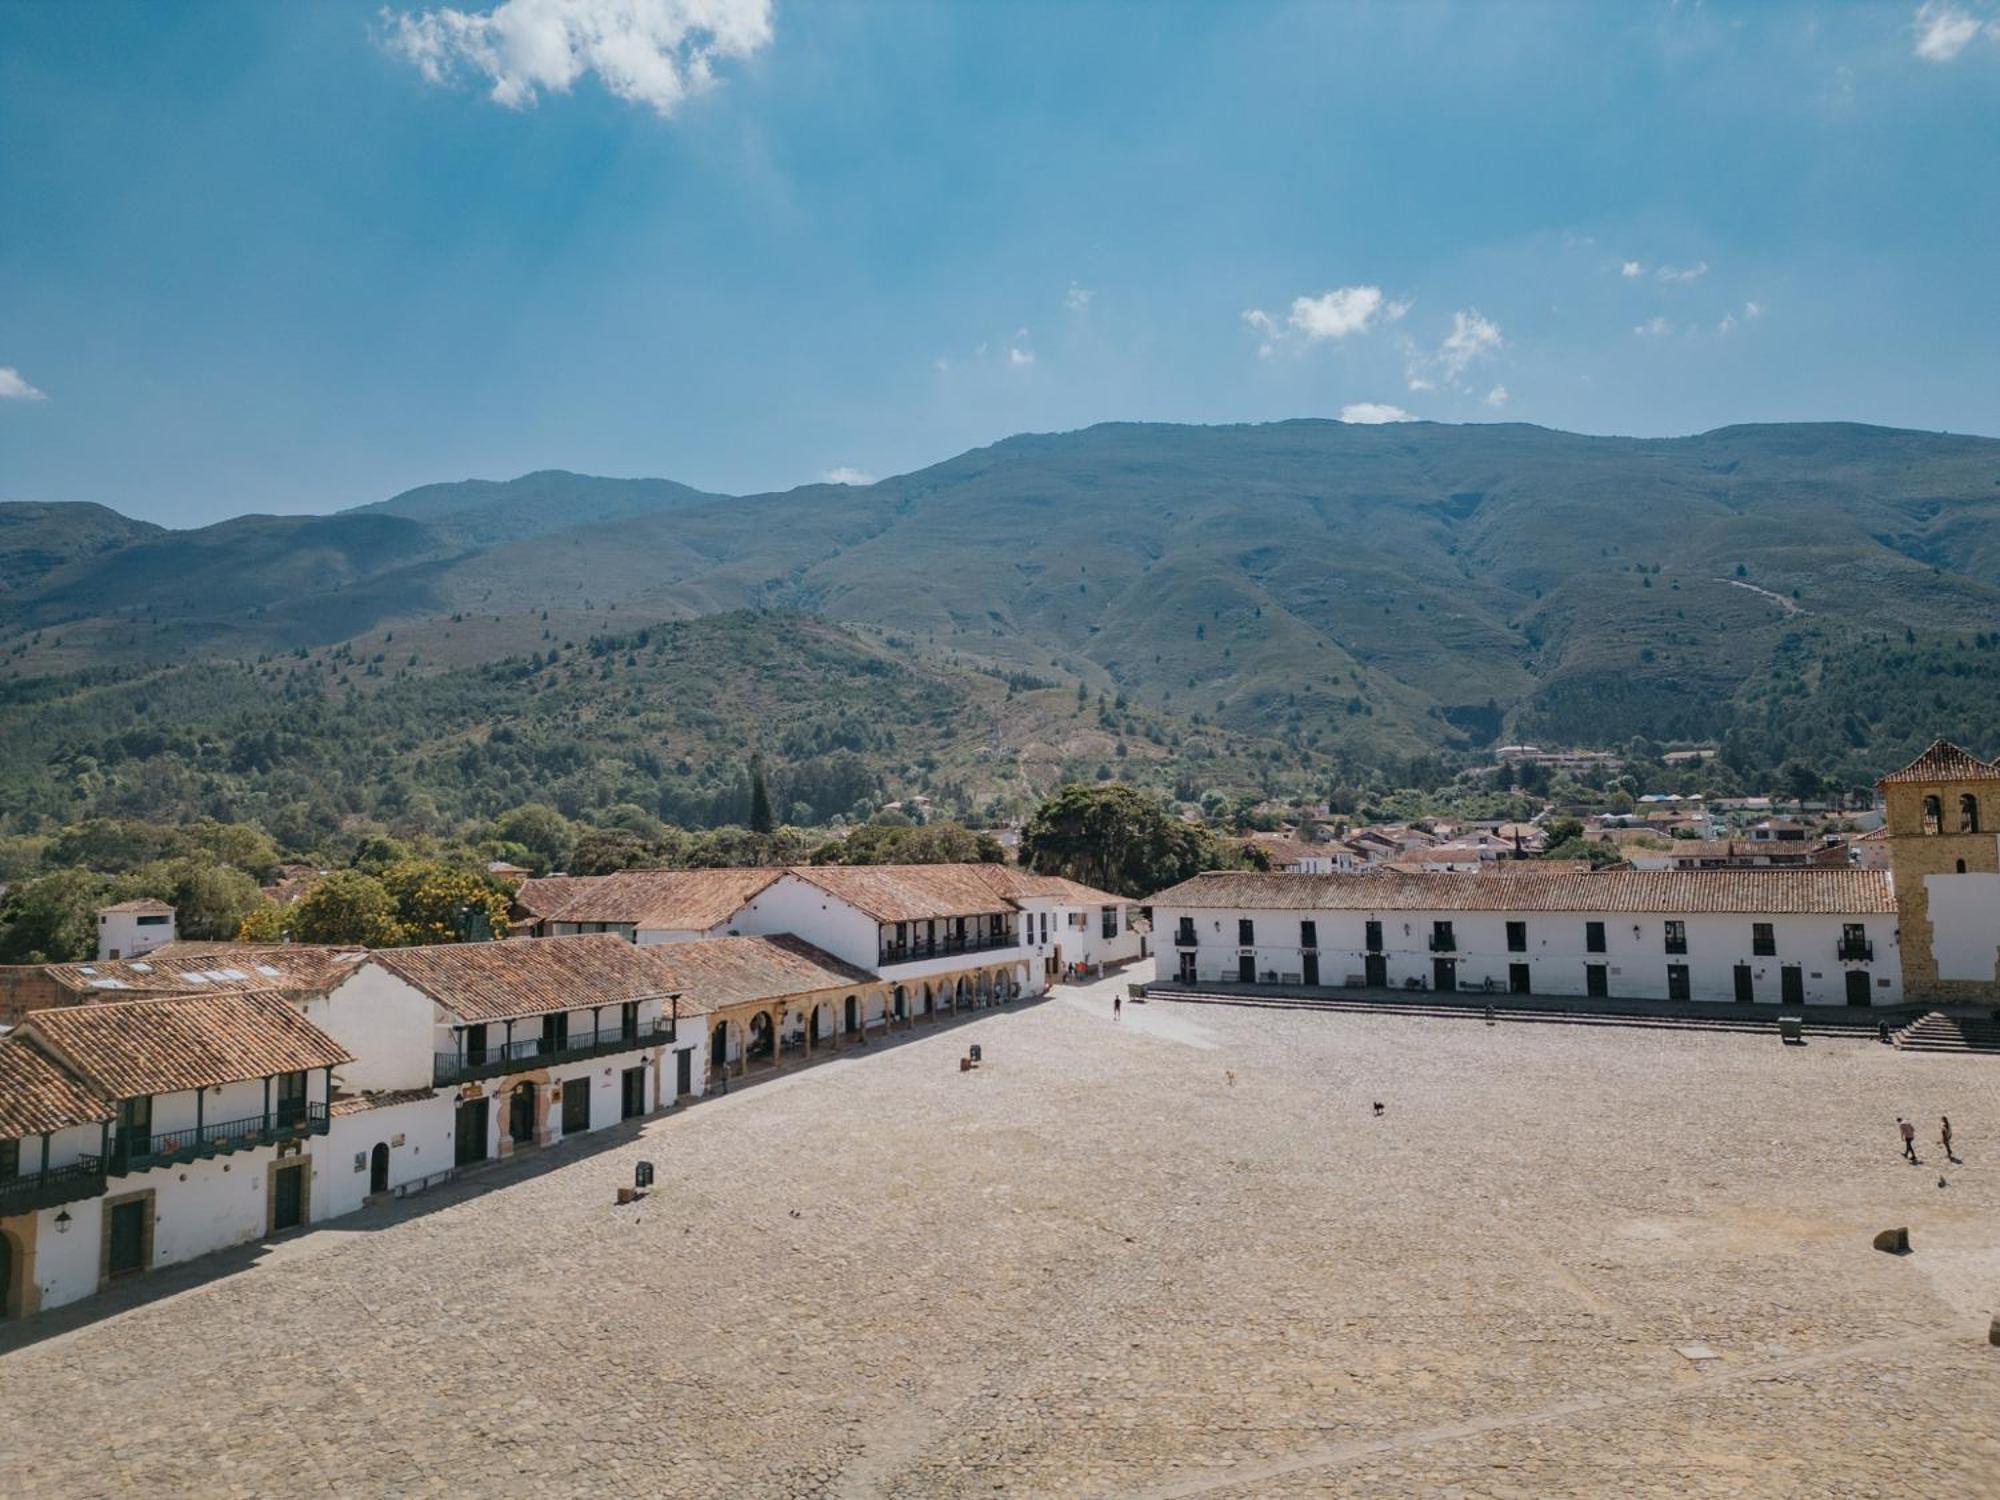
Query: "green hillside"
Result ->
[[4, 418, 2000, 831]]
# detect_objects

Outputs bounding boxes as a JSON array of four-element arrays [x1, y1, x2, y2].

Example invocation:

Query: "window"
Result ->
[[1585, 920, 1606, 954], [1068, 911, 1087, 930], [1961, 794, 1981, 834], [1923, 795, 1942, 834], [274, 1070, 308, 1125], [1101, 906, 1119, 940], [1664, 920, 1687, 955], [1430, 920, 1455, 953], [1300, 920, 1318, 948], [1364, 919, 1383, 953], [1238, 918, 1256, 946], [1840, 923, 1872, 961], [1175, 918, 1197, 946], [1751, 922, 1775, 957], [1505, 920, 1527, 954]]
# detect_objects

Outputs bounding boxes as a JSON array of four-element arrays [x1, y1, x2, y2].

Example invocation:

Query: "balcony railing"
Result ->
[[0, 1154, 107, 1213], [115, 1103, 328, 1174], [877, 932, 1016, 965], [1427, 933, 1457, 953], [1174, 925, 1198, 947], [433, 1020, 675, 1086], [1838, 938, 1874, 962]]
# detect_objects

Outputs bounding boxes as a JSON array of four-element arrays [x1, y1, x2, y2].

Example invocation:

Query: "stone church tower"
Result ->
[[1878, 740, 2000, 1001]]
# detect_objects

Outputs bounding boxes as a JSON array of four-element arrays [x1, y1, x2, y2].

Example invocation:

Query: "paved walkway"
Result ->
[[3, 984, 1996, 1497]]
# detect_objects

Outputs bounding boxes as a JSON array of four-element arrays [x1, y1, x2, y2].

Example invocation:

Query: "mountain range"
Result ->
[[4, 418, 2000, 832]]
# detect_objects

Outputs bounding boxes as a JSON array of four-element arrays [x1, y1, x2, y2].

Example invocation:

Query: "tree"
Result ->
[[378, 859, 510, 944], [490, 803, 575, 873], [236, 903, 288, 943], [568, 827, 656, 876], [812, 821, 1005, 866], [286, 870, 400, 946], [0, 869, 111, 963], [748, 754, 775, 835], [133, 857, 264, 942], [1782, 760, 1823, 805], [1022, 784, 1250, 897]]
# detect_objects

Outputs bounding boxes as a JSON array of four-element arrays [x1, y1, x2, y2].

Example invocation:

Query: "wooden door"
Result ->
[[1238, 953, 1255, 983], [369, 1143, 390, 1194], [1734, 965, 1754, 1003], [562, 1077, 590, 1135], [1780, 967, 1804, 1005], [1432, 958, 1456, 993], [455, 1097, 488, 1166], [1845, 970, 1871, 1006], [1667, 964, 1691, 1001], [1364, 954, 1387, 988], [108, 1199, 147, 1276], [1585, 964, 1608, 998], [272, 1164, 305, 1232], [1301, 953, 1319, 986], [1508, 963, 1531, 994]]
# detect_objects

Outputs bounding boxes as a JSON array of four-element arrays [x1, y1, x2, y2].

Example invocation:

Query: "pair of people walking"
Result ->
[[1898, 1115, 1956, 1164]]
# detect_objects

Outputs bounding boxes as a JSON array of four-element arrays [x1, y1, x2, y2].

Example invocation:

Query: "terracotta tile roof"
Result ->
[[511, 875, 597, 920], [329, 1087, 440, 1117], [97, 898, 175, 915], [624, 935, 877, 1016], [365, 933, 685, 1024], [43, 945, 366, 999], [787, 864, 1021, 923], [539, 868, 783, 931], [1148, 868, 1896, 915], [966, 864, 1129, 907], [23, 992, 355, 1100], [1877, 739, 2000, 785], [0, 1036, 112, 1138]]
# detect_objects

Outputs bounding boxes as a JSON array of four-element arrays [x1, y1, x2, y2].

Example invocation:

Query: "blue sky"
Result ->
[[3, 1, 1998, 525]]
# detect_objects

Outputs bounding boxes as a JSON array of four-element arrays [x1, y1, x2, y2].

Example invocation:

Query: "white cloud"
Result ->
[[1241, 308, 1277, 335], [1008, 345, 1035, 366], [1716, 313, 1736, 334], [1065, 282, 1094, 313], [1340, 402, 1413, 424], [384, 0, 772, 117], [1743, 300, 1763, 319], [1483, 384, 1509, 409], [1634, 315, 1674, 337], [1288, 285, 1405, 341], [1406, 375, 1436, 393], [1912, 2, 1986, 60], [1656, 260, 1709, 283], [1620, 260, 1644, 278], [821, 466, 873, 486], [0, 367, 46, 401], [1437, 309, 1502, 379]]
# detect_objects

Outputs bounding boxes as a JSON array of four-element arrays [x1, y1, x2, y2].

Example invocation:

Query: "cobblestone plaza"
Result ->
[[3, 977, 1995, 1498]]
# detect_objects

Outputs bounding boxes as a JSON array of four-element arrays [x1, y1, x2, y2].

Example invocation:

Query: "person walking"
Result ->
[[1898, 1116, 1919, 1162], [1113, 991, 1122, 1020], [1941, 1115, 1956, 1162]]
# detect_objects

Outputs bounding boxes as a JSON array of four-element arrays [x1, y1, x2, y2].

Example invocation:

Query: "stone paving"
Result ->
[[3, 975, 1997, 1498]]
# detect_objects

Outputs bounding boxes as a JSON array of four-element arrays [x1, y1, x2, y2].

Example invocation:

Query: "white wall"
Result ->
[[730, 874, 883, 970], [18, 1196, 105, 1313], [316, 1095, 456, 1221], [1924, 872, 2000, 982], [97, 910, 174, 961], [310, 966, 439, 1093], [1153, 901, 1901, 1006]]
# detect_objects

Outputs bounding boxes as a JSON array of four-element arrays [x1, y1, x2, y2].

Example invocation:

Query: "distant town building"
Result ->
[[94, 900, 175, 962]]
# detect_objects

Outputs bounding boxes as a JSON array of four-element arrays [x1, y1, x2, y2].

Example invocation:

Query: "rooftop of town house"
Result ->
[[619, 934, 878, 1015], [96, 898, 175, 916], [1148, 867, 1897, 916], [785, 863, 1022, 923], [328, 1086, 440, 1117], [0, 1034, 113, 1138], [965, 863, 1131, 908], [42, 945, 367, 999], [21, 991, 354, 1099], [533, 867, 784, 930], [508, 873, 597, 919], [1876, 738, 2000, 786], [363, 932, 686, 1024]]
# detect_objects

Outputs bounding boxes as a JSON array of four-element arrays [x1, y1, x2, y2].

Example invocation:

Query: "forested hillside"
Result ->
[[4, 418, 2000, 841]]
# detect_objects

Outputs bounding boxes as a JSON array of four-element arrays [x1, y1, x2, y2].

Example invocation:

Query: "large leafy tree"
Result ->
[[379, 859, 511, 944], [133, 857, 266, 941], [489, 803, 575, 874], [282, 870, 401, 946], [1022, 784, 1250, 897], [812, 821, 1004, 866], [0, 869, 112, 963]]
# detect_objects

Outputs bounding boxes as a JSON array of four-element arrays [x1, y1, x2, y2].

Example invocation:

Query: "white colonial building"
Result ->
[[1149, 869, 1901, 1007], [94, 898, 177, 961]]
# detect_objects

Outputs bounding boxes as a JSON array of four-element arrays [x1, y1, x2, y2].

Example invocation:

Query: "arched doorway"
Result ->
[[748, 1011, 774, 1063], [921, 984, 935, 1018], [711, 1020, 729, 1070], [892, 986, 907, 1020], [811, 1004, 827, 1045], [509, 1082, 536, 1145], [370, 1142, 390, 1195], [844, 995, 858, 1034], [956, 976, 971, 1010]]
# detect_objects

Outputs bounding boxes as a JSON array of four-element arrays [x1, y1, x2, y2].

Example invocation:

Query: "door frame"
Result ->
[[268, 1159, 310, 1235], [1845, 970, 1872, 1007], [101, 1189, 155, 1281], [1780, 966, 1805, 1005]]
